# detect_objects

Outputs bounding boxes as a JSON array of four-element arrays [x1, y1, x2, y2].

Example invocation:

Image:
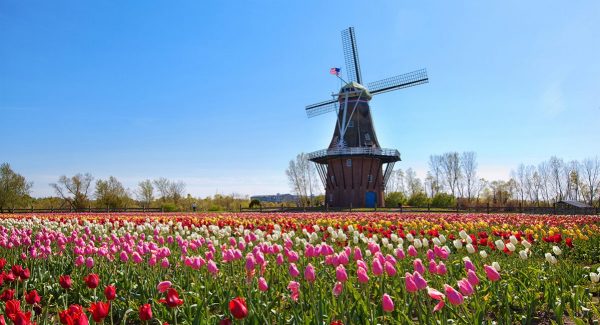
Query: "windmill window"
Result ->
[[346, 159, 352, 167], [368, 174, 373, 183], [348, 120, 354, 128]]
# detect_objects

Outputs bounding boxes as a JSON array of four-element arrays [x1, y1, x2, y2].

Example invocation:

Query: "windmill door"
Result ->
[[365, 191, 376, 208]]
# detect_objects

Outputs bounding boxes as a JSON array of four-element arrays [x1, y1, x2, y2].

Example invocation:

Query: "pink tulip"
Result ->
[[428, 260, 438, 274], [160, 257, 170, 268], [413, 258, 425, 274], [407, 245, 418, 257], [484, 264, 500, 282], [258, 277, 268, 291], [427, 287, 445, 300], [85, 256, 94, 268], [75, 255, 84, 267], [288, 281, 300, 301], [436, 262, 447, 275], [427, 249, 435, 261], [332, 281, 343, 297], [372, 259, 383, 276], [444, 284, 464, 305], [414, 271, 428, 290], [433, 300, 445, 312], [336, 265, 348, 282], [276, 254, 284, 265], [384, 261, 397, 277], [405, 273, 418, 293], [353, 247, 363, 260], [245, 255, 255, 272], [304, 264, 316, 282], [382, 293, 394, 312], [289, 263, 300, 278], [464, 259, 476, 272], [132, 252, 143, 263], [207, 260, 219, 275], [467, 269, 480, 286], [357, 267, 369, 283], [119, 251, 128, 262], [157, 281, 172, 293], [396, 248, 406, 260], [457, 278, 474, 296]]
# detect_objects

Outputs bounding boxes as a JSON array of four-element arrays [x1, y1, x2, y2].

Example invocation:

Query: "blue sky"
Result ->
[[1, 1, 599, 198]]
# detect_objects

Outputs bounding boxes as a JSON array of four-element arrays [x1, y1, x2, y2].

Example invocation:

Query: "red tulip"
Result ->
[[0, 258, 6, 269], [219, 319, 233, 325], [104, 285, 116, 301], [228, 297, 248, 319], [159, 288, 183, 308], [19, 268, 30, 280], [88, 301, 110, 322], [4, 299, 21, 317], [59, 275, 73, 289], [8, 311, 33, 325], [0, 289, 15, 302], [139, 304, 152, 321], [84, 274, 100, 289], [59, 304, 89, 325], [25, 290, 41, 305]]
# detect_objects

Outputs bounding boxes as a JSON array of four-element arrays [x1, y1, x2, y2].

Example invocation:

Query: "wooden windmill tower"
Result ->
[[306, 27, 428, 208]]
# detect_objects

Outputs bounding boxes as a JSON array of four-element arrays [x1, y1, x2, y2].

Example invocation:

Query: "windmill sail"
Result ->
[[367, 69, 428, 95], [341, 27, 362, 84], [305, 99, 338, 118]]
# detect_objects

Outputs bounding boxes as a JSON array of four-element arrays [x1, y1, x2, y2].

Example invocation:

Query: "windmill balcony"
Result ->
[[308, 147, 401, 164]]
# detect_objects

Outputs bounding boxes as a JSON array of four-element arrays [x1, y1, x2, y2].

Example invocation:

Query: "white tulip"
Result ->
[[495, 240, 505, 251], [545, 252, 557, 264], [453, 239, 463, 249], [414, 238, 423, 248], [590, 272, 600, 283], [439, 234, 447, 244], [519, 250, 528, 260], [506, 243, 516, 252], [459, 230, 468, 240], [492, 261, 501, 271], [522, 240, 531, 249], [466, 244, 475, 254], [466, 236, 473, 244], [422, 238, 429, 247], [552, 246, 562, 256], [432, 238, 441, 246], [480, 250, 488, 259], [406, 233, 414, 242], [509, 235, 518, 245]]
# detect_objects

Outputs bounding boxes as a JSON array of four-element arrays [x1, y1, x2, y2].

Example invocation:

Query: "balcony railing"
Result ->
[[308, 147, 400, 161]]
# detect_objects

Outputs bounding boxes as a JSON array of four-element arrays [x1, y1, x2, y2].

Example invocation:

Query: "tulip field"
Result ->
[[0, 213, 599, 324]]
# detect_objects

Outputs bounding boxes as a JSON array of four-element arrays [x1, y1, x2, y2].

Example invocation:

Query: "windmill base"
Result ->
[[324, 157, 386, 208]]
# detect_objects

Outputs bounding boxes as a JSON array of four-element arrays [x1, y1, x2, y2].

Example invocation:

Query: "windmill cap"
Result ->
[[339, 82, 372, 100]]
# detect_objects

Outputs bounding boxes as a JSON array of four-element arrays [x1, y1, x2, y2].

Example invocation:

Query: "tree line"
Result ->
[[0, 163, 252, 212], [284, 153, 600, 208], [385, 153, 600, 208]]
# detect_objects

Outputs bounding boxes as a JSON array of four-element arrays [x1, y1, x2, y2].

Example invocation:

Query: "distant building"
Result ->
[[250, 193, 299, 204]]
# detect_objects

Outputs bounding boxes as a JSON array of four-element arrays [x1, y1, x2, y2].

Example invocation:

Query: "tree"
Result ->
[[168, 181, 186, 204], [549, 156, 565, 201], [428, 155, 444, 195], [95, 176, 129, 209], [0, 163, 32, 211], [407, 192, 429, 207], [581, 157, 599, 206], [404, 168, 424, 198], [137, 180, 154, 208], [285, 153, 318, 207], [460, 152, 477, 201], [431, 193, 456, 208], [50, 173, 93, 210], [384, 192, 406, 207], [153, 178, 170, 202], [441, 152, 461, 197]]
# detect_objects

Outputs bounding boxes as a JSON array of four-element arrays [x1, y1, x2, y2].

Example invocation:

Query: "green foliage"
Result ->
[[208, 204, 222, 212], [161, 203, 179, 212], [95, 176, 130, 209], [0, 163, 32, 210], [431, 193, 456, 208], [385, 192, 406, 207], [249, 199, 261, 209], [407, 192, 429, 207]]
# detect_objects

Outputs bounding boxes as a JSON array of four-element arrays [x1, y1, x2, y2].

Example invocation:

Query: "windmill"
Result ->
[[306, 27, 428, 208]]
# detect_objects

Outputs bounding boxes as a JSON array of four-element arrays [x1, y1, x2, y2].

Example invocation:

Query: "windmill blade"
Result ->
[[367, 69, 428, 95], [305, 99, 338, 118], [341, 27, 362, 84]]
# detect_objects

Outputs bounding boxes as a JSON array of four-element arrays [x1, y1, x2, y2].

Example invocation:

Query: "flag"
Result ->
[[330, 67, 341, 76]]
